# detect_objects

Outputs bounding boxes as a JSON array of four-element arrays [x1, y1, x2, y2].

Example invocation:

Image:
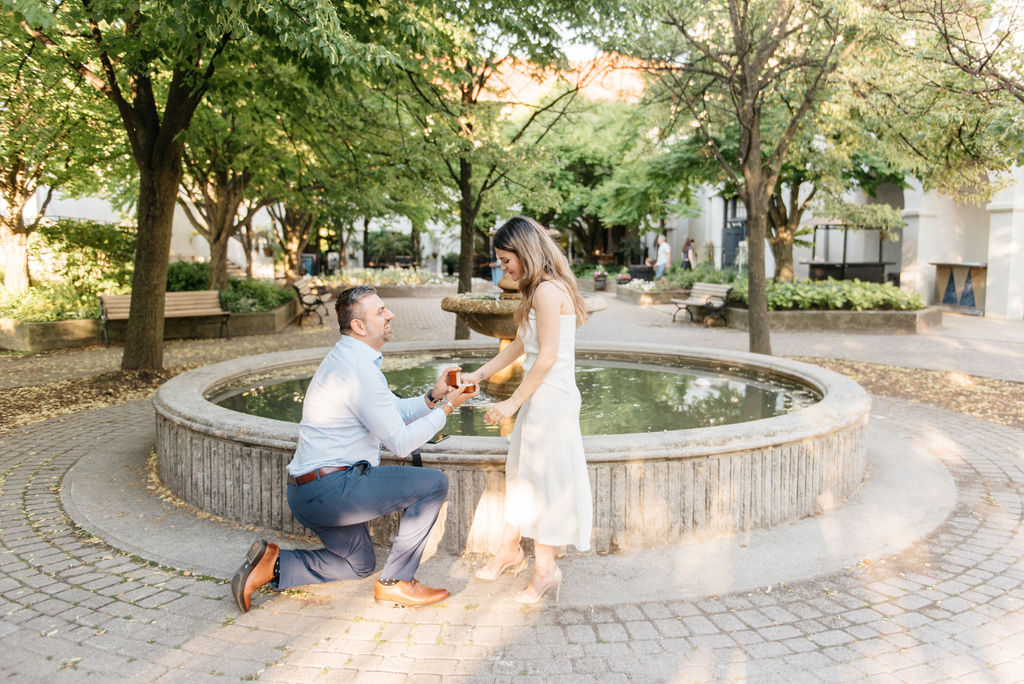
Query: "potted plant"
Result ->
[[616, 271, 632, 285], [593, 269, 608, 290]]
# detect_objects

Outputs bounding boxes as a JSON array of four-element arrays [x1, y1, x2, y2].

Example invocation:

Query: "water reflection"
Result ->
[[215, 359, 819, 436]]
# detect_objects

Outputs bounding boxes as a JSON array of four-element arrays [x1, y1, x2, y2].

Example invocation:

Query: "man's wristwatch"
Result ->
[[426, 388, 438, 404]]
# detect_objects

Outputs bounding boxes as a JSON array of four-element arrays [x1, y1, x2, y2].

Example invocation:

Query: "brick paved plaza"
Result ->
[[2, 296, 1023, 682]]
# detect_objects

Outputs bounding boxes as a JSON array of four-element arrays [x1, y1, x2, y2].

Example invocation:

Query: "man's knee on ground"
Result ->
[[350, 546, 377, 578]]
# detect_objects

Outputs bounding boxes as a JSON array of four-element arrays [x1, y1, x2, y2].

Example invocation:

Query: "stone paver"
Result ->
[[2, 295, 1024, 681]]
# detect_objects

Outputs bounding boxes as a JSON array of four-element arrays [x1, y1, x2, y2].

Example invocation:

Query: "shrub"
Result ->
[[441, 252, 460, 276], [220, 277, 296, 313], [666, 260, 736, 290], [166, 260, 210, 291], [32, 219, 136, 292], [0, 280, 112, 321], [729, 278, 925, 311]]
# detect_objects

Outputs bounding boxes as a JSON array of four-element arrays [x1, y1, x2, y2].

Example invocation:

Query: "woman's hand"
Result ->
[[461, 369, 483, 386], [483, 399, 518, 425]]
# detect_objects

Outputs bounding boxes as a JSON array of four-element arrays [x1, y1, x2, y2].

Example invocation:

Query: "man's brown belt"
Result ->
[[288, 465, 351, 486]]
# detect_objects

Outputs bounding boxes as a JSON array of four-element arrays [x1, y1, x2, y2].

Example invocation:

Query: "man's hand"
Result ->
[[432, 367, 460, 402], [446, 383, 480, 409]]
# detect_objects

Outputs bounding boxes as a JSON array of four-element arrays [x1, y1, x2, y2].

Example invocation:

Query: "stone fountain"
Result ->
[[153, 274, 870, 554], [441, 274, 608, 342], [440, 274, 608, 401]]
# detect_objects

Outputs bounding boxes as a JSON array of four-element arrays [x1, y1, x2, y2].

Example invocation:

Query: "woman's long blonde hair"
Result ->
[[492, 216, 588, 329]]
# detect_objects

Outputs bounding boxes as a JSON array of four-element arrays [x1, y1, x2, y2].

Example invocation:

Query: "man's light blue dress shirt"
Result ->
[[287, 335, 446, 476]]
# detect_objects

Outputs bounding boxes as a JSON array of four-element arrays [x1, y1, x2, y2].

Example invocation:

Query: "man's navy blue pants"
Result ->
[[276, 464, 449, 588]]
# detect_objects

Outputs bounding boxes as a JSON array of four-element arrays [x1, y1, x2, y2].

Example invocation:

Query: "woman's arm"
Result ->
[[483, 282, 563, 424], [462, 336, 524, 384]]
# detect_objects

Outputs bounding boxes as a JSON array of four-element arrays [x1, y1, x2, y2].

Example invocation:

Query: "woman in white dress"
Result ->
[[462, 216, 593, 604]]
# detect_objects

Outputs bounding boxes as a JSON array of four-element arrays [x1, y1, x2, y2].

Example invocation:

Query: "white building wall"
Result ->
[[986, 167, 1024, 320]]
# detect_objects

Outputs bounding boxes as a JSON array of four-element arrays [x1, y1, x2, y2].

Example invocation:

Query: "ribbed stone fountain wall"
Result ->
[[153, 341, 869, 554]]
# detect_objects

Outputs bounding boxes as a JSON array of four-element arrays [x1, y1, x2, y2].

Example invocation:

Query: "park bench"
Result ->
[[100, 290, 231, 345], [293, 276, 332, 325], [671, 282, 733, 327]]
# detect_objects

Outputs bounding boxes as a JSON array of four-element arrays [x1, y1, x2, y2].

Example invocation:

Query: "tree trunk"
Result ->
[[769, 232, 795, 282], [740, 114, 773, 356], [454, 157, 477, 339], [744, 201, 773, 356], [122, 151, 182, 370], [1, 215, 31, 293], [362, 217, 370, 267], [209, 231, 231, 291]]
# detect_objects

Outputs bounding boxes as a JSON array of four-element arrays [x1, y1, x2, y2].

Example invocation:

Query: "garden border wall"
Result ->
[[724, 306, 943, 334]]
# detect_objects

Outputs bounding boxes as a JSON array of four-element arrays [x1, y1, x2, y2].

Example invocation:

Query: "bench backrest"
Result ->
[[689, 282, 732, 301], [101, 290, 225, 319], [293, 278, 323, 302]]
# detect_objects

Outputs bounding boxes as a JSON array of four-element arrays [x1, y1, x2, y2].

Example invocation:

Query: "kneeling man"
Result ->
[[232, 285, 477, 611]]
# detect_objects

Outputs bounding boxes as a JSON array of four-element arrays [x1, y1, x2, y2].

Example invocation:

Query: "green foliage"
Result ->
[[366, 230, 412, 264], [666, 261, 737, 290], [730, 278, 925, 311], [165, 261, 211, 292], [220, 278, 296, 313], [441, 252, 460, 275], [0, 280, 104, 321], [32, 219, 136, 291]]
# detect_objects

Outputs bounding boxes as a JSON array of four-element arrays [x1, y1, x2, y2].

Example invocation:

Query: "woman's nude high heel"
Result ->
[[475, 547, 527, 581], [515, 565, 562, 604]]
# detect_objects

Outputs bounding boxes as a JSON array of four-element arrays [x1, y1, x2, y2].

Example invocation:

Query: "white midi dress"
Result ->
[[505, 311, 593, 551]]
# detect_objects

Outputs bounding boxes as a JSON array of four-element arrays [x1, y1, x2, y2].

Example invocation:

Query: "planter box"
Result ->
[[229, 299, 299, 336], [615, 286, 685, 306], [0, 299, 299, 352], [724, 305, 943, 334], [0, 317, 101, 352]]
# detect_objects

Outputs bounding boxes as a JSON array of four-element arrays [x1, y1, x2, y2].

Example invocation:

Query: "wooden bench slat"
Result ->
[[671, 282, 733, 326], [99, 290, 231, 344]]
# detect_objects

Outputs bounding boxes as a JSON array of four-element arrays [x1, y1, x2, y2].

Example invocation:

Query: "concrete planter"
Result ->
[[725, 305, 943, 334], [0, 299, 299, 351], [616, 286, 686, 306], [0, 317, 101, 352]]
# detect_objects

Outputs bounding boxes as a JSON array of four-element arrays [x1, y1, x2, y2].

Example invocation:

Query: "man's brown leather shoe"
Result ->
[[231, 540, 279, 612], [374, 579, 449, 607]]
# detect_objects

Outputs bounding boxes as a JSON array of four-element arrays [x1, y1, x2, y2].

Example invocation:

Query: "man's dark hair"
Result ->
[[335, 285, 377, 335]]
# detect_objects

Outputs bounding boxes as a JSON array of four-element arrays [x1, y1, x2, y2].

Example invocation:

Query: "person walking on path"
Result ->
[[655, 233, 672, 283], [231, 285, 478, 612], [681, 237, 696, 270], [462, 216, 593, 604]]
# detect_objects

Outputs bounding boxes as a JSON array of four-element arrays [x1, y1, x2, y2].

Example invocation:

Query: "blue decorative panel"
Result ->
[[959, 270, 976, 308], [942, 272, 958, 305]]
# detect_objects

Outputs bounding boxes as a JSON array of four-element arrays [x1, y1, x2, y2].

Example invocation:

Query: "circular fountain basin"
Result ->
[[153, 341, 870, 554]]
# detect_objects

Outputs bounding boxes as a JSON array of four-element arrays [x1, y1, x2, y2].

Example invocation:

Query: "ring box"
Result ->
[[447, 369, 477, 392]]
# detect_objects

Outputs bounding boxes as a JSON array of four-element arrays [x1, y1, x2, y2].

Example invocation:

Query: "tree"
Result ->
[[516, 99, 695, 262], [382, 0, 593, 337], [11, 0, 411, 370], [609, 0, 867, 355], [893, 0, 1024, 103], [177, 60, 278, 291], [0, 16, 112, 292]]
